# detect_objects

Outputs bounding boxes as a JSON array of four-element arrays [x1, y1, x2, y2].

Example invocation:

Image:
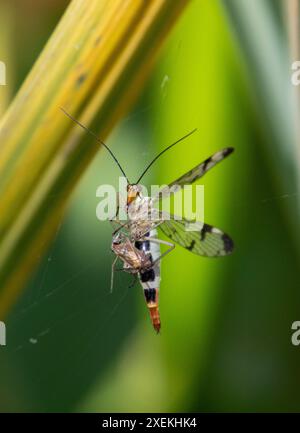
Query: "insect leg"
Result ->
[[112, 220, 132, 235], [141, 236, 175, 265], [132, 219, 164, 241], [128, 274, 138, 289], [110, 220, 120, 232], [110, 255, 118, 293], [110, 219, 124, 233], [109, 192, 120, 223]]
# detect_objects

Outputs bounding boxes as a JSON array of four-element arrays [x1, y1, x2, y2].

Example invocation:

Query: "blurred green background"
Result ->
[[1, 0, 300, 412]]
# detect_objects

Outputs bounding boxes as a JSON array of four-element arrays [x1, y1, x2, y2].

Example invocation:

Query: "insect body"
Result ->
[[62, 108, 235, 333], [135, 229, 161, 333]]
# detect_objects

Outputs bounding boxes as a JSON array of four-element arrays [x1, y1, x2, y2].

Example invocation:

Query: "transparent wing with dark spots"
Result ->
[[158, 218, 234, 257], [153, 147, 234, 202]]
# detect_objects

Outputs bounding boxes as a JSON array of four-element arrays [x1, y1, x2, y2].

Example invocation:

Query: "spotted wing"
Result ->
[[158, 218, 234, 257], [153, 147, 234, 202]]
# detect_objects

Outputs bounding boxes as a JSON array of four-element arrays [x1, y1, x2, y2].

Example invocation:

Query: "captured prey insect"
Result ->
[[61, 108, 235, 332]]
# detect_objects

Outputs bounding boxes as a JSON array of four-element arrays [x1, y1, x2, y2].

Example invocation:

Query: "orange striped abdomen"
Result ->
[[144, 288, 160, 333]]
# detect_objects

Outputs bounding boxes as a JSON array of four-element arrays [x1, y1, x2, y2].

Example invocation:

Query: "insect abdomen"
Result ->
[[144, 288, 160, 333], [136, 229, 161, 333]]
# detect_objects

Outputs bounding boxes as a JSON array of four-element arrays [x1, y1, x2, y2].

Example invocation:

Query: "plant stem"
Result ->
[[0, 0, 190, 316]]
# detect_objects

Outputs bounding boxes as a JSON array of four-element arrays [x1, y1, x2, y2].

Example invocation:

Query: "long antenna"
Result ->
[[135, 128, 197, 184], [61, 107, 129, 183]]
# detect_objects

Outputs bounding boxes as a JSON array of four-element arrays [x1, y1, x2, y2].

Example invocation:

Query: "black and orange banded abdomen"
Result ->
[[144, 288, 161, 333]]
